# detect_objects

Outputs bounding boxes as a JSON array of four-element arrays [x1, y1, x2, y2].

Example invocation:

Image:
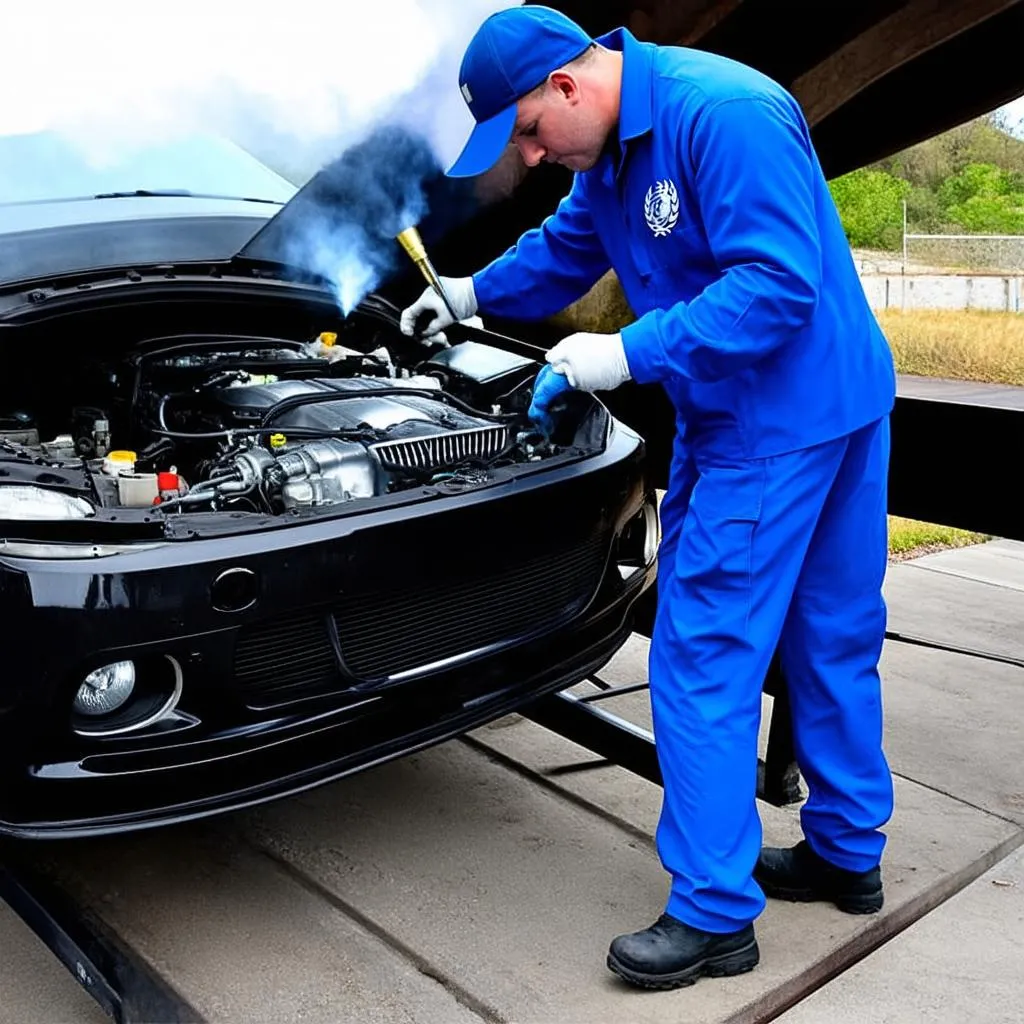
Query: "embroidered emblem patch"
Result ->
[[644, 179, 680, 237], [460, 82, 473, 104]]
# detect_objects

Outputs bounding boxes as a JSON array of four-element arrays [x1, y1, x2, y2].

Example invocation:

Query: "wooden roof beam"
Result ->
[[793, 0, 1021, 125]]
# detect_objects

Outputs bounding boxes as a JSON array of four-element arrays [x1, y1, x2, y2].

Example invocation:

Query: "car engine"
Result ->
[[0, 327, 594, 521], [169, 374, 518, 513]]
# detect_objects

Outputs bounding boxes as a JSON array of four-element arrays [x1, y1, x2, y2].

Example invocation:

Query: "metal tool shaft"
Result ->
[[396, 226, 459, 322]]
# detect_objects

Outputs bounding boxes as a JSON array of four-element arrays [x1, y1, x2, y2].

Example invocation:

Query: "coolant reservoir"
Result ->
[[116, 471, 159, 506], [102, 450, 137, 476]]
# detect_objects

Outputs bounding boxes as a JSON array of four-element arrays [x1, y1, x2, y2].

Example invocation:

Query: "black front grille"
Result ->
[[233, 530, 610, 704], [234, 610, 338, 706], [333, 531, 609, 681]]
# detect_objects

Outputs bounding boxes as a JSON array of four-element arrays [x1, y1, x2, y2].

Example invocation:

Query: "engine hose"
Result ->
[[150, 486, 218, 513], [155, 393, 377, 443], [259, 387, 518, 428], [152, 423, 376, 442], [153, 473, 261, 513]]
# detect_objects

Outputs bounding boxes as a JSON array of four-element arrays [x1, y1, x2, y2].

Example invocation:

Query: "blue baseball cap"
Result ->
[[447, 6, 594, 178]]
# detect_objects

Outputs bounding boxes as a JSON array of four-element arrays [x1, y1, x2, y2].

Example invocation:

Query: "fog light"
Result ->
[[73, 661, 135, 716], [641, 499, 660, 565]]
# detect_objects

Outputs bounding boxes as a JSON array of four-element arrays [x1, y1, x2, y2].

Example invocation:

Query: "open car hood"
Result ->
[[0, 132, 299, 293]]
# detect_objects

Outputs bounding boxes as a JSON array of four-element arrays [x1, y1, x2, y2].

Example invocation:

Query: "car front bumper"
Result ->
[[0, 424, 656, 838]]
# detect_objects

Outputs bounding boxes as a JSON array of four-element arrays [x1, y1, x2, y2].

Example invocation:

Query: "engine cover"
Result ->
[[210, 377, 489, 439]]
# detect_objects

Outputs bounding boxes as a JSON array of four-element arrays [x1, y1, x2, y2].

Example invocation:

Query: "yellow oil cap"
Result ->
[[102, 450, 137, 476], [318, 331, 337, 347], [269, 433, 287, 449]]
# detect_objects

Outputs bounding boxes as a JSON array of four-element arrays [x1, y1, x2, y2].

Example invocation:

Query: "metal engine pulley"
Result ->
[[270, 440, 383, 508], [209, 440, 383, 510]]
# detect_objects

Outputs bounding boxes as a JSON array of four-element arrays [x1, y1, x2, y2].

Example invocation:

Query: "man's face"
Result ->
[[511, 73, 609, 173]]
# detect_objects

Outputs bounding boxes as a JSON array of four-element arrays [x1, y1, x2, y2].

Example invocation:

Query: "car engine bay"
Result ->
[[0, 301, 605, 528]]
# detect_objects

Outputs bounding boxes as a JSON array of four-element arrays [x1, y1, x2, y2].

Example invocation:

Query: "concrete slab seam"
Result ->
[[902, 562, 1024, 594], [885, 631, 1024, 670], [458, 735, 657, 850], [252, 842, 507, 1024], [890, 770, 1024, 829], [720, 827, 1024, 1024], [543, 757, 619, 777]]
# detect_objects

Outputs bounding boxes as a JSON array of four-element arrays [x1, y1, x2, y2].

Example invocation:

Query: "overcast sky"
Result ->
[[997, 95, 1024, 137]]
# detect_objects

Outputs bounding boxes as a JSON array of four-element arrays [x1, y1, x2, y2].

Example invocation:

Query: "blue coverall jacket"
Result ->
[[473, 27, 897, 932], [473, 27, 895, 462]]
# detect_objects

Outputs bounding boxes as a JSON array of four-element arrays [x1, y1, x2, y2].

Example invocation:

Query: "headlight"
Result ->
[[0, 486, 94, 520], [0, 540, 167, 559], [74, 661, 136, 716]]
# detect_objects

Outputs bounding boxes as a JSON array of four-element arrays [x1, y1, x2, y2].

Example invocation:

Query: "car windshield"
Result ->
[[0, 131, 297, 206]]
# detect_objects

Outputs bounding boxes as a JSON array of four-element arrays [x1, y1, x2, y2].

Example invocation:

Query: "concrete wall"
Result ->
[[859, 274, 1024, 313]]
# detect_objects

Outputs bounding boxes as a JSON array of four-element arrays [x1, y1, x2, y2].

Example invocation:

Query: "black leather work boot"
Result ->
[[755, 840, 883, 914], [607, 914, 759, 990]]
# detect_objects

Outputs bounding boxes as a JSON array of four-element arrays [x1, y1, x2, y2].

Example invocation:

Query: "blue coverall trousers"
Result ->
[[650, 415, 895, 933]]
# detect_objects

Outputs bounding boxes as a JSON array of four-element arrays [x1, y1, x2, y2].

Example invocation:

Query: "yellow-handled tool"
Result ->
[[396, 226, 459, 323]]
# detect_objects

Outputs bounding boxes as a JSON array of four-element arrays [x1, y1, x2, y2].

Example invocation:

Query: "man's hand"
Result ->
[[545, 331, 632, 392], [528, 363, 575, 437], [399, 277, 478, 344]]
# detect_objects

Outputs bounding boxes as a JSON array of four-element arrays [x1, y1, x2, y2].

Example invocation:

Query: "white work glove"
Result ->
[[545, 332, 632, 392], [399, 276, 478, 345]]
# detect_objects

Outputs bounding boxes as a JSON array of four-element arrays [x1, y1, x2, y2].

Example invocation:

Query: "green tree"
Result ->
[[938, 163, 1024, 232], [828, 168, 911, 249], [904, 185, 944, 233]]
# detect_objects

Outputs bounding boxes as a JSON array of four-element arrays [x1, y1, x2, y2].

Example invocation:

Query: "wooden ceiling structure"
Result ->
[[551, 0, 1024, 176]]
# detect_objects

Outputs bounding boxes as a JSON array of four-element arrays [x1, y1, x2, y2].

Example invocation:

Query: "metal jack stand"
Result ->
[[523, 652, 804, 808], [525, 628, 1024, 809]]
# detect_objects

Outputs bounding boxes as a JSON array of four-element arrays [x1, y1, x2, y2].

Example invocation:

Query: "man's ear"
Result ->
[[548, 70, 580, 103]]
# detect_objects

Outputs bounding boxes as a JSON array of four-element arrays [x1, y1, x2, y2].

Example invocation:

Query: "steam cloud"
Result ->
[[0, 0, 520, 312], [261, 124, 469, 314]]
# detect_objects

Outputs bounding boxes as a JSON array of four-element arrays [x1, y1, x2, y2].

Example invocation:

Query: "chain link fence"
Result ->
[[902, 232, 1024, 274]]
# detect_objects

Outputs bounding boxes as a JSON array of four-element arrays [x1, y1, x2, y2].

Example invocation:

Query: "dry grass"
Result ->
[[877, 308, 1024, 386], [878, 309, 1016, 558]]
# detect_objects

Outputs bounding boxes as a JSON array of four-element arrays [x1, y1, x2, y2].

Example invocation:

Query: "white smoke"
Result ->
[[0, 0, 518, 176]]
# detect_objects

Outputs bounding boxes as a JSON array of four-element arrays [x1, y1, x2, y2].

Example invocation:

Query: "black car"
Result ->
[[0, 131, 657, 838]]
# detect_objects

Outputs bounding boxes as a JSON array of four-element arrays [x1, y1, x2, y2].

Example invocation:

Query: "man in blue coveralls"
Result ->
[[401, 6, 896, 990]]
